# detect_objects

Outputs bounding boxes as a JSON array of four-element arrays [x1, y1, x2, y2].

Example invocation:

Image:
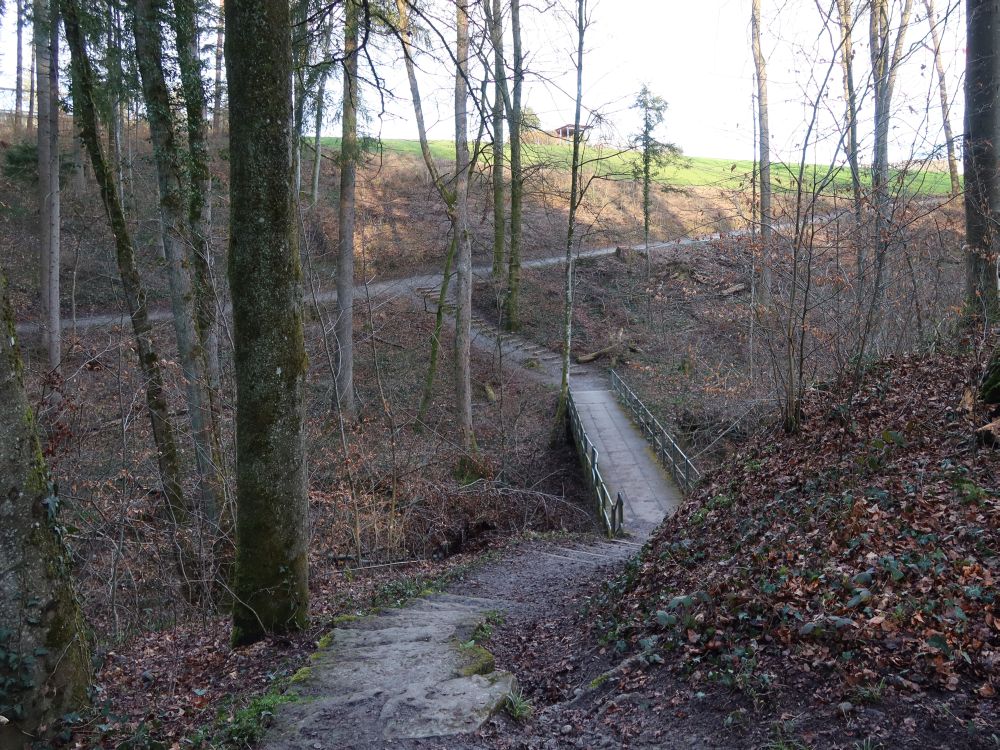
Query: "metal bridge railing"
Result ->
[[566, 390, 624, 537], [610, 370, 701, 494]]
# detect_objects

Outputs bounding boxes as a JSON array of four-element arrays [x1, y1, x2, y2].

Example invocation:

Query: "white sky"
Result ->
[[369, 0, 966, 164], [0, 0, 966, 164]]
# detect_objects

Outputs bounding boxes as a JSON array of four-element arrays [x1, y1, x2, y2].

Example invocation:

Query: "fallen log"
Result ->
[[576, 343, 618, 364]]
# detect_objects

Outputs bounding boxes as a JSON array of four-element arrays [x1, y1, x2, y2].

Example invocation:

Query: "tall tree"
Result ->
[[0, 269, 90, 748], [172, 0, 225, 444], [554, 0, 586, 426], [62, 0, 194, 578], [34, 0, 61, 375], [487, 0, 505, 278], [45, 0, 61, 375], [105, 2, 126, 207], [835, 0, 864, 225], [27, 47, 35, 136], [965, 0, 1000, 319], [396, 0, 459, 423], [290, 0, 311, 196], [751, 0, 771, 248], [504, 0, 523, 330], [868, 0, 914, 307], [213, 0, 225, 131], [132, 0, 225, 530], [15, 0, 24, 136], [227, 0, 310, 645], [630, 85, 677, 277], [311, 19, 333, 204], [924, 0, 961, 197], [454, 0, 475, 451], [336, 0, 359, 416]]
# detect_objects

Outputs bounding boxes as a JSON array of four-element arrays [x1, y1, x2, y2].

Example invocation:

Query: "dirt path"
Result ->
[[259, 280, 683, 748], [260, 537, 643, 750], [15, 230, 744, 337]]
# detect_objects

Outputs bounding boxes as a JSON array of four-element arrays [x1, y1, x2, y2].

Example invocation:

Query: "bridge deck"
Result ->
[[571, 388, 682, 536]]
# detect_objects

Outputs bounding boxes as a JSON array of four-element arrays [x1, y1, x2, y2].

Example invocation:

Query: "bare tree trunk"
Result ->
[[34, 0, 60, 375], [291, 0, 309, 198], [132, 0, 224, 529], [924, 0, 961, 198], [965, 0, 1000, 319], [106, 4, 125, 205], [751, 0, 772, 274], [554, 0, 586, 426], [62, 0, 191, 544], [336, 0, 358, 416], [311, 21, 332, 205], [869, 0, 913, 311], [0, 269, 90, 749], [213, 0, 225, 132], [505, 0, 523, 330], [836, 0, 864, 226], [28, 50, 36, 137], [45, 2, 61, 375], [396, 0, 460, 422], [15, 0, 24, 136], [34, 0, 49, 351], [227, 0, 309, 645], [454, 0, 475, 451], [489, 0, 505, 278]]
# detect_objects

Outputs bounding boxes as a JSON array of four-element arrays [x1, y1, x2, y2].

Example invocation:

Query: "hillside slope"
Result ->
[[478, 347, 998, 749]]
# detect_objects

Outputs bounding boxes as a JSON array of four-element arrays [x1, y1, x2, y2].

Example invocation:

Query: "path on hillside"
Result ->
[[14, 228, 745, 336], [261, 280, 683, 749]]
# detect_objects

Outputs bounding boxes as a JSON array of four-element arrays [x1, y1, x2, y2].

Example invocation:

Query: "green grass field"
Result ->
[[320, 137, 954, 196]]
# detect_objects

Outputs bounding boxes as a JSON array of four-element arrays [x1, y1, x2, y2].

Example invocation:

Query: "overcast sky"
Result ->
[[0, 0, 965, 164], [371, 0, 965, 164]]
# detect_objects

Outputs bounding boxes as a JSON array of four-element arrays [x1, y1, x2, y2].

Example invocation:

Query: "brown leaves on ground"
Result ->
[[609, 349, 998, 730]]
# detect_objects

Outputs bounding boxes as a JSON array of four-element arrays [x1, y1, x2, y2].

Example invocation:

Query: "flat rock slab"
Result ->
[[261, 595, 513, 749]]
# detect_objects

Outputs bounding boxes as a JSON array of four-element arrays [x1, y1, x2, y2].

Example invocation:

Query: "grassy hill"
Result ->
[[320, 137, 955, 195]]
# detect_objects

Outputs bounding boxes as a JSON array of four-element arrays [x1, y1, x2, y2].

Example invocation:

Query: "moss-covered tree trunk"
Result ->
[[336, 0, 358, 417], [172, 0, 225, 452], [62, 0, 190, 533], [132, 0, 225, 532], [965, 0, 1000, 320], [0, 269, 90, 747], [226, 0, 309, 646]]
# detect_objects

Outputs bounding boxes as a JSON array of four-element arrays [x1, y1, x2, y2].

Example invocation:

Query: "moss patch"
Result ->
[[457, 641, 496, 677], [289, 667, 312, 684]]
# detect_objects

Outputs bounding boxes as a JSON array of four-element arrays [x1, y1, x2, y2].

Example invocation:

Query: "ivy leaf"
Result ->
[[927, 634, 951, 656], [655, 610, 677, 627]]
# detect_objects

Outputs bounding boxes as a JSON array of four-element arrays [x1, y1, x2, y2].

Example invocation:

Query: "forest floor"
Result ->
[[434, 347, 1000, 750]]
